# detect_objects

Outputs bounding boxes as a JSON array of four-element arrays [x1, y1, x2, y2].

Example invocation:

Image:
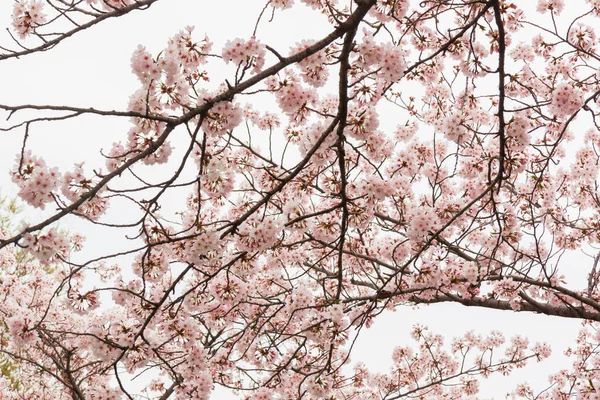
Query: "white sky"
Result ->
[[0, 1, 590, 398]]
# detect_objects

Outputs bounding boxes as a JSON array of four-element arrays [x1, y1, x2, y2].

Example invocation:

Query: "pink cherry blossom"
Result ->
[[222, 37, 266, 74], [550, 82, 585, 118], [3, 0, 600, 398], [11, 151, 59, 209], [537, 0, 565, 14], [11, 0, 46, 38]]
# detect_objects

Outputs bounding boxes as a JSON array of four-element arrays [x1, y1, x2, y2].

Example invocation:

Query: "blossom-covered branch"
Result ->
[[2, 0, 600, 398]]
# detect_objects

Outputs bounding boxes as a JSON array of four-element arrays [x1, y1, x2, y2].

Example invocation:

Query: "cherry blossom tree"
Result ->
[[2, 0, 600, 398]]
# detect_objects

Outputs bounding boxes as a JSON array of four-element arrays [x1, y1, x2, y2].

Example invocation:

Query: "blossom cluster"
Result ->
[[5, 0, 600, 398], [11, 0, 46, 38], [222, 37, 266, 74], [11, 151, 59, 210], [20, 227, 69, 265], [355, 34, 407, 83], [291, 40, 334, 87], [550, 82, 585, 118]]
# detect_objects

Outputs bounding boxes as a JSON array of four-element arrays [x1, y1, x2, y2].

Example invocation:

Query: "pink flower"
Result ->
[[222, 37, 266, 73], [568, 23, 597, 52], [131, 45, 161, 84], [291, 40, 334, 87], [254, 387, 272, 400], [550, 82, 584, 118], [268, 73, 318, 121], [11, 151, 60, 209], [85, 0, 133, 10], [537, 0, 565, 14], [12, 0, 46, 39], [165, 26, 212, 72], [6, 313, 36, 347], [61, 163, 109, 220], [201, 101, 243, 136], [272, 0, 294, 9], [24, 228, 69, 265], [356, 35, 407, 82]]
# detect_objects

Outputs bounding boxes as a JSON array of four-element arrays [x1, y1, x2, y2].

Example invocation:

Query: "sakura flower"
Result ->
[[201, 101, 243, 135], [379, 42, 407, 82], [254, 387, 272, 400], [236, 214, 283, 252], [188, 230, 222, 262], [105, 142, 127, 172], [6, 313, 37, 347], [537, 0, 565, 14], [568, 23, 597, 52], [550, 82, 584, 118], [356, 35, 407, 82], [143, 140, 173, 165], [438, 112, 467, 143], [12, 0, 46, 39], [165, 26, 212, 72], [11, 151, 60, 209], [292, 285, 314, 308], [460, 261, 480, 284], [61, 163, 109, 220], [85, 0, 133, 9], [374, 0, 409, 20], [272, 0, 294, 9], [268, 73, 318, 121], [532, 342, 552, 360], [306, 377, 332, 398], [69, 290, 100, 314], [509, 43, 535, 62], [406, 205, 439, 242], [131, 45, 161, 84], [291, 40, 334, 87], [222, 37, 266, 73], [24, 228, 69, 265], [506, 114, 531, 149]]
